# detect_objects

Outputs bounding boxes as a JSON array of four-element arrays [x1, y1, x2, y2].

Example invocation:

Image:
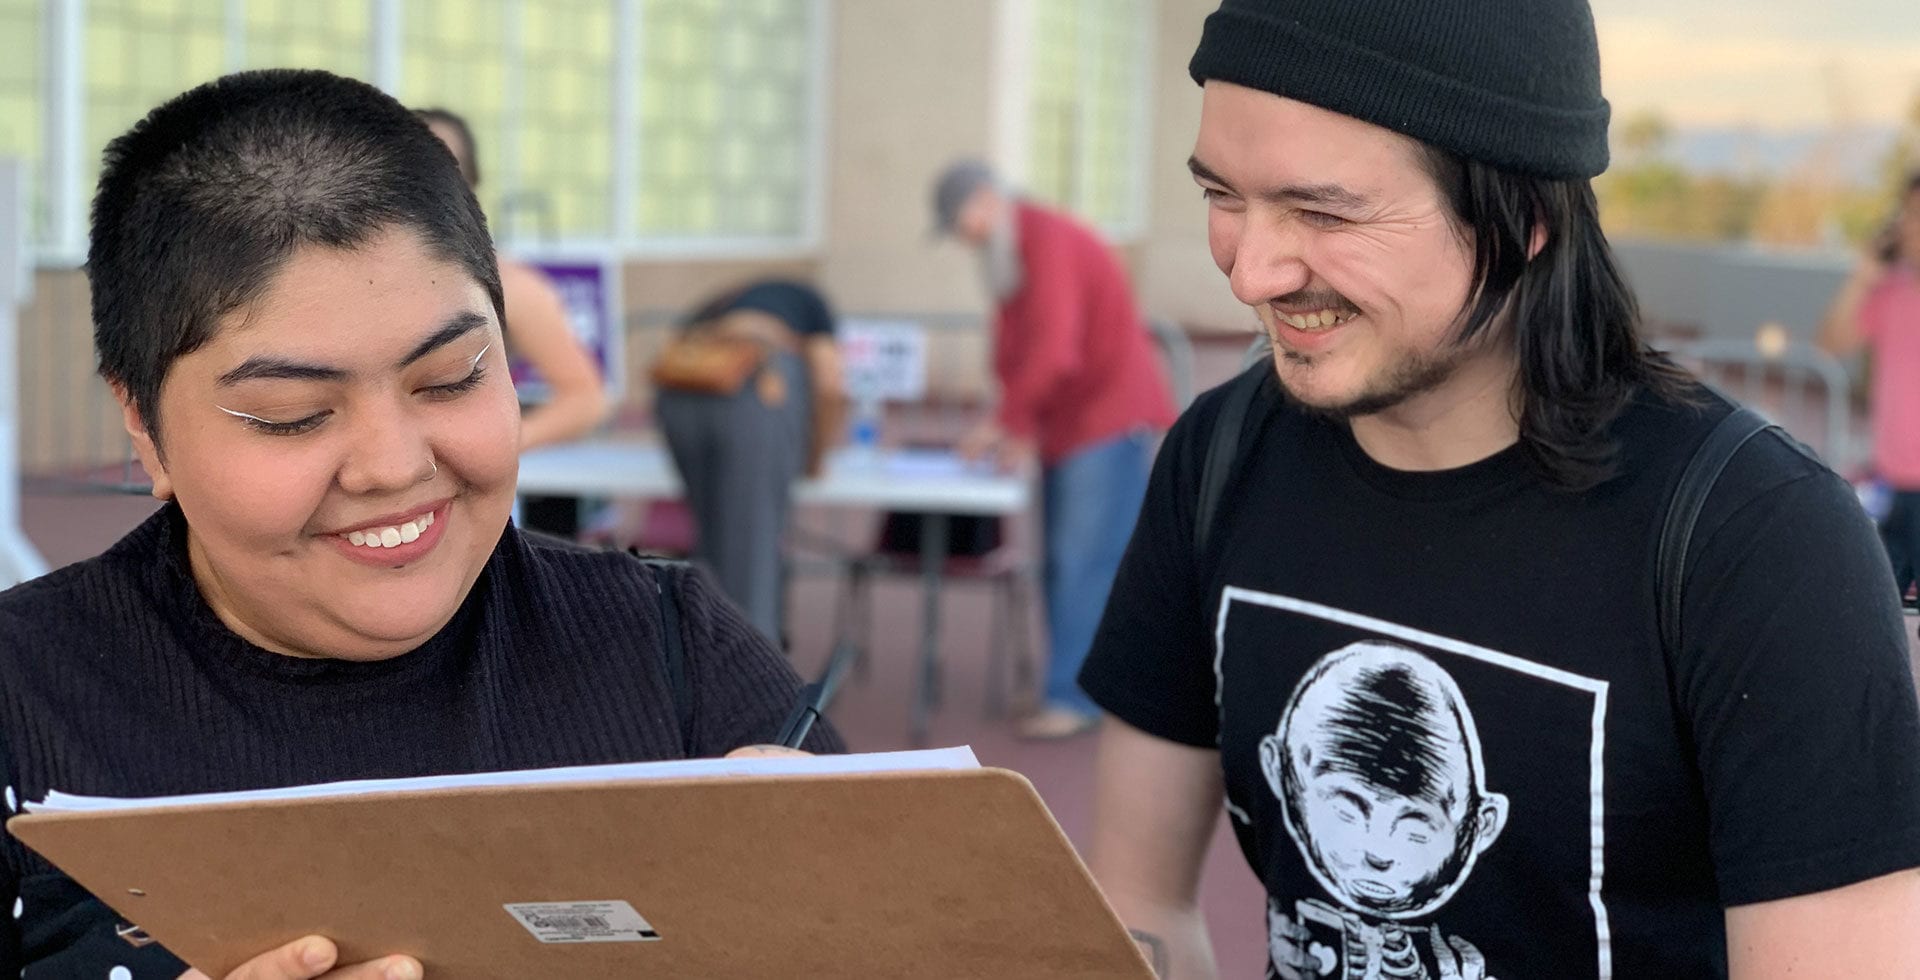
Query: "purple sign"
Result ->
[[508, 257, 624, 402]]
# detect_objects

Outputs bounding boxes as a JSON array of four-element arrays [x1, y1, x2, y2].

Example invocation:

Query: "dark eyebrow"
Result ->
[[1187, 155, 1375, 212], [1188, 155, 1230, 187], [214, 359, 348, 388], [397, 310, 490, 368], [214, 310, 491, 388]]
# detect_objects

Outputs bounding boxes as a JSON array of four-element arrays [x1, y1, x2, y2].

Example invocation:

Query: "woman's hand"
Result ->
[[724, 745, 812, 759], [178, 935, 421, 980]]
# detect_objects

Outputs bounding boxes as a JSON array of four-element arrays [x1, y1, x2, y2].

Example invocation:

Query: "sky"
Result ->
[[1593, 0, 1920, 130]]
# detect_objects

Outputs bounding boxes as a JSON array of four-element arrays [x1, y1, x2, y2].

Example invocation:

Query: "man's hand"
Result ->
[[957, 421, 1002, 463], [957, 421, 1034, 473], [178, 936, 420, 980]]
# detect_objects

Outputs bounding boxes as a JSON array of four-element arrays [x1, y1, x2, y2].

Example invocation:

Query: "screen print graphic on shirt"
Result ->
[[1213, 588, 1612, 980]]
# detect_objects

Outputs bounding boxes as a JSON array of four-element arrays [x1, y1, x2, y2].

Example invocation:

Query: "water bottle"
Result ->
[[846, 395, 882, 471]]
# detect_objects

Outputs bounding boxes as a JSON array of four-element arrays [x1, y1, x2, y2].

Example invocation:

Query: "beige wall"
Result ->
[[1135, 0, 1253, 336], [814, 0, 1000, 402], [17, 268, 124, 474], [818, 0, 994, 317]]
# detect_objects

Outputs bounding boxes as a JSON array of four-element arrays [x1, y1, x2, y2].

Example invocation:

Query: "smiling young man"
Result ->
[[1078, 2, 1920, 978]]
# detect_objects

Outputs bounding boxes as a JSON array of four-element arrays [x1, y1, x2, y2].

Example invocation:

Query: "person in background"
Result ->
[[419, 108, 610, 536], [1819, 171, 1920, 611], [1079, 1, 1920, 976], [0, 69, 839, 978], [655, 280, 847, 646], [931, 160, 1178, 740]]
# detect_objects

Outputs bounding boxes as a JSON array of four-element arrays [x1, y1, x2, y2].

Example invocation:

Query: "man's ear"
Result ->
[[111, 383, 172, 501], [1526, 219, 1549, 261]]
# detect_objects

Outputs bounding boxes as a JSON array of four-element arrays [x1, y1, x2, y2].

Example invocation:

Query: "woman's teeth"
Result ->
[[345, 511, 435, 549]]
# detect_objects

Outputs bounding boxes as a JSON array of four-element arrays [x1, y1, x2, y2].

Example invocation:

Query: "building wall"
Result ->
[[815, 0, 1000, 401], [1135, 0, 1253, 336], [17, 267, 122, 475]]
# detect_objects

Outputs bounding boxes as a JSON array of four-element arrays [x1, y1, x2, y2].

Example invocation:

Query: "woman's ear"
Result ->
[[112, 383, 173, 501]]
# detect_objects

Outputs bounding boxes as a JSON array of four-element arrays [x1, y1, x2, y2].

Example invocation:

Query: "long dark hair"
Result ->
[[1876, 170, 1920, 264], [1418, 147, 1694, 492]]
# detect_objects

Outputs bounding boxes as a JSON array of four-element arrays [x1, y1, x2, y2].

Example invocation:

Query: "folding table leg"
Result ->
[[1010, 566, 1038, 716], [911, 513, 951, 746], [984, 572, 1012, 719]]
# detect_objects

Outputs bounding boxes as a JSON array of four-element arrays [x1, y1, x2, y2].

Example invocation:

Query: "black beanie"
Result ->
[[1188, 0, 1612, 179]]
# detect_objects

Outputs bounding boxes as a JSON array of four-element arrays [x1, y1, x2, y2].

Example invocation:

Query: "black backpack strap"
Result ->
[[1195, 361, 1272, 556], [1656, 407, 1776, 657], [631, 552, 695, 752]]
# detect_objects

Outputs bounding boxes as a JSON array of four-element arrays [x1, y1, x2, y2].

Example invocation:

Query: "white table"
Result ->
[[517, 442, 1033, 742]]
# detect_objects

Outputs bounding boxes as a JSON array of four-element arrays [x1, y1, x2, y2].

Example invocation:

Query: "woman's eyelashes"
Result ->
[[245, 413, 329, 436], [219, 362, 490, 437], [421, 362, 488, 399], [216, 405, 329, 436]]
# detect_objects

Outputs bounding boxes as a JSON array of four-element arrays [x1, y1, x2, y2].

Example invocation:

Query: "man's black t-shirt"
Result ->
[[1080, 378, 1920, 978]]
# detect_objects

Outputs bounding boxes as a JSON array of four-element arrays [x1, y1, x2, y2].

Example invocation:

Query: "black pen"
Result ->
[[773, 680, 829, 749], [772, 642, 855, 748]]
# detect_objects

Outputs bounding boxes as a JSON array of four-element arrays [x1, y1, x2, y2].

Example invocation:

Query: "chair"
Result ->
[[580, 498, 698, 557], [826, 511, 1039, 719], [1146, 315, 1198, 410]]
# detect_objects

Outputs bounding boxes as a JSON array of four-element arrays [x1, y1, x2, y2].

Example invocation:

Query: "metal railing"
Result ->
[[1665, 336, 1863, 472]]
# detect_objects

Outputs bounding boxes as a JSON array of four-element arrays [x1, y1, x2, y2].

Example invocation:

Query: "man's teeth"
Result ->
[[1281, 310, 1350, 331], [345, 511, 435, 548]]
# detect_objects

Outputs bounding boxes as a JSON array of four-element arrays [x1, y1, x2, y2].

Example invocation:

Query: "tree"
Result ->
[[1879, 89, 1919, 195], [1619, 110, 1672, 164]]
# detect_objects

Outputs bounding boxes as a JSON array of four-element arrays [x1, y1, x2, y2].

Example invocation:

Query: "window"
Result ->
[[400, 0, 515, 225], [1024, 0, 1151, 238], [82, 0, 227, 237], [516, 0, 616, 242], [0, 0, 37, 237], [401, 0, 618, 243], [240, 0, 371, 79], [8, 0, 826, 259], [636, 0, 818, 242]]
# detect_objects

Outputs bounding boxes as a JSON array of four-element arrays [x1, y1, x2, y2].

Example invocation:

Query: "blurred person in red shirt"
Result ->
[[932, 161, 1177, 738], [1820, 171, 1920, 609]]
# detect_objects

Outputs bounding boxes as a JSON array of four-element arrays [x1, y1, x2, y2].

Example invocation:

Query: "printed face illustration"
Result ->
[[1261, 642, 1508, 919]]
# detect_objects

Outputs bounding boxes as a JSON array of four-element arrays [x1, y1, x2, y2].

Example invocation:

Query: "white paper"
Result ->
[[878, 449, 993, 480], [25, 746, 979, 814]]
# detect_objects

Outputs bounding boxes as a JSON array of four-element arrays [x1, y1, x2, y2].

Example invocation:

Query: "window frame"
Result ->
[[998, 0, 1153, 243], [21, 0, 831, 266]]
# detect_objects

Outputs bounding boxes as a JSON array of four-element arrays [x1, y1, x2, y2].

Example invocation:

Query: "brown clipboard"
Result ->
[[8, 767, 1154, 979]]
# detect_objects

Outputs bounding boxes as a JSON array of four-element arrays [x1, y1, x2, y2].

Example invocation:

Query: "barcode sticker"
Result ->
[[504, 901, 662, 944]]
